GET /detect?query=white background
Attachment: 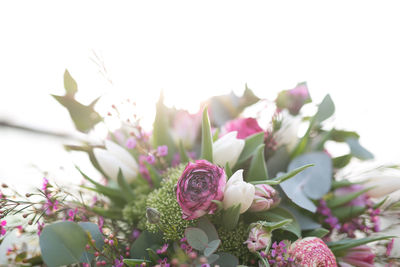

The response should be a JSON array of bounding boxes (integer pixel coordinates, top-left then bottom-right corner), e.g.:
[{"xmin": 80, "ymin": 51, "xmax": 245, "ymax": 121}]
[{"xmin": 1, "ymin": 1, "xmax": 400, "ymax": 189}]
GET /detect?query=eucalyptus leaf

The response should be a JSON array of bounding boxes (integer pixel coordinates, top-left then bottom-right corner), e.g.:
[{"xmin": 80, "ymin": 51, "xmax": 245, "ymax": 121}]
[
  {"xmin": 262, "ymin": 207, "xmax": 301, "ymax": 238},
  {"xmin": 280, "ymin": 152, "xmax": 332, "ymax": 212},
  {"xmin": 282, "ymin": 204, "xmax": 321, "ymax": 230},
  {"xmin": 130, "ymin": 231, "xmax": 163, "ymax": 259},
  {"xmin": 39, "ymin": 221, "xmax": 88, "ymax": 267},
  {"xmin": 197, "ymin": 218, "xmax": 219, "ymax": 242},
  {"xmin": 204, "ymin": 239, "xmax": 221, "ymax": 257},
  {"xmin": 314, "ymin": 94, "xmax": 335, "ymax": 124},
  {"xmin": 78, "ymin": 222, "xmax": 104, "ymax": 263},
  {"xmin": 185, "ymin": 227, "xmax": 209, "ymax": 251},
  {"xmin": 200, "ymin": 108, "xmax": 213, "ymax": 162},
  {"xmin": 346, "ymin": 137, "xmax": 374, "ymax": 160},
  {"xmin": 213, "ymin": 252, "xmax": 239, "ymax": 267}
]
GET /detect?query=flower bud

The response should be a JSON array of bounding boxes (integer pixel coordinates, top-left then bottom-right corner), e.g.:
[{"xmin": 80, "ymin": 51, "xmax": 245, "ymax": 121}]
[
  {"xmin": 244, "ymin": 224, "xmax": 271, "ymax": 252},
  {"xmin": 340, "ymin": 245, "xmax": 375, "ymax": 267},
  {"xmin": 93, "ymin": 140, "xmax": 139, "ymax": 182},
  {"xmin": 223, "ymin": 118, "xmax": 264, "ymax": 139},
  {"xmin": 223, "ymin": 170, "xmax": 255, "ymax": 214},
  {"xmin": 249, "ymin": 184, "xmax": 280, "ymax": 212},
  {"xmin": 213, "ymin": 131, "xmax": 245, "ymax": 168},
  {"xmin": 146, "ymin": 207, "xmax": 161, "ymax": 224}
]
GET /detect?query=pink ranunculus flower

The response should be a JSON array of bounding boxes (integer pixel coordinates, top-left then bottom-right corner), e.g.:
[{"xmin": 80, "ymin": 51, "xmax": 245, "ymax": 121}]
[
  {"xmin": 249, "ymin": 184, "xmax": 280, "ymax": 212},
  {"xmin": 243, "ymin": 224, "xmax": 271, "ymax": 252},
  {"xmin": 341, "ymin": 245, "xmax": 375, "ymax": 267},
  {"xmin": 289, "ymin": 237, "xmax": 337, "ymax": 267},
  {"xmin": 223, "ymin": 117, "xmax": 264, "ymax": 139},
  {"xmin": 176, "ymin": 160, "xmax": 226, "ymax": 220}
]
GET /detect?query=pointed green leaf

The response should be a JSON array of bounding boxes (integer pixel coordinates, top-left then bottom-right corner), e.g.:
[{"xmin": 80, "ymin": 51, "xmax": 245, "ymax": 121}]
[
  {"xmin": 327, "ymin": 187, "xmax": 373, "ymax": 208},
  {"xmin": 328, "ymin": 236, "xmax": 395, "ymax": 253},
  {"xmin": 117, "ymin": 170, "xmax": 135, "ymax": 202},
  {"xmin": 123, "ymin": 259, "xmax": 151, "ymax": 266},
  {"xmin": 225, "ymin": 162, "xmax": 233, "ymax": 178},
  {"xmin": 200, "ymin": 107, "xmax": 213, "ymax": 162},
  {"xmin": 261, "ymin": 207, "xmax": 301, "ymax": 238},
  {"xmin": 39, "ymin": 221, "xmax": 88, "ymax": 267},
  {"xmin": 314, "ymin": 94, "xmax": 335, "ymax": 124},
  {"xmin": 144, "ymin": 162, "xmax": 162, "ymax": 188},
  {"xmin": 178, "ymin": 140, "xmax": 190, "ymax": 164},
  {"xmin": 152, "ymin": 92, "xmax": 175, "ymax": 162},
  {"xmin": 251, "ymin": 164, "xmax": 314, "ymax": 185},
  {"xmin": 303, "ymin": 228, "xmax": 330, "ymax": 238},
  {"xmin": 213, "ymin": 128, "xmax": 220, "ymax": 142},
  {"xmin": 91, "ymin": 207, "xmax": 122, "ymax": 220},
  {"xmin": 247, "ymin": 144, "xmax": 268, "ymax": 182},
  {"xmin": 185, "ymin": 227, "xmax": 209, "ymax": 251},
  {"xmin": 52, "ymin": 95, "xmax": 102, "ymax": 132},
  {"xmin": 333, "ymin": 154, "xmax": 352, "ymax": 169},
  {"xmin": 222, "ymin": 204, "xmax": 241, "ymax": 230},
  {"xmin": 64, "ymin": 69, "xmax": 77, "ymax": 96},
  {"xmin": 237, "ymin": 132, "xmax": 265, "ymax": 164}
]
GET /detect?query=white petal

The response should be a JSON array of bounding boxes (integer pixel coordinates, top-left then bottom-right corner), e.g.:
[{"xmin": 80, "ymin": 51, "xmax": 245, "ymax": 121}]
[
  {"xmin": 366, "ymin": 176, "xmax": 400, "ymax": 198},
  {"xmin": 226, "ymin": 169, "xmax": 244, "ymax": 187},
  {"xmin": 93, "ymin": 148, "xmax": 120, "ymax": 180},
  {"xmin": 105, "ymin": 140, "xmax": 139, "ymax": 175}
]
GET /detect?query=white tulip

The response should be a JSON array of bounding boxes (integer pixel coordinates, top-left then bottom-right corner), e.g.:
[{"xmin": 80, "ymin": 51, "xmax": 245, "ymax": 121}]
[
  {"xmin": 213, "ymin": 131, "xmax": 245, "ymax": 168},
  {"xmin": 274, "ymin": 110, "xmax": 301, "ymax": 152},
  {"xmin": 223, "ymin": 170, "xmax": 255, "ymax": 214},
  {"xmin": 364, "ymin": 175, "xmax": 400, "ymax": 198},
  {"xmin": 93, "ymin": 140, "xmax": 139, "ymax": 182}
]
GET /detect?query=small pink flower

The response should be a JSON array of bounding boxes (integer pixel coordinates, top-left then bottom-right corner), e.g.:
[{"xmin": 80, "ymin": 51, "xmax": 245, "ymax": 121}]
[
  {"xmin": 289, "ymin": 237, "xmax": 337, "ymax": 267},
  {"xmin": 223, "ymin": 118, "xmax": 264, "ymax": 139},
  {"xmin": 125, "ymin": 137, "xmax": 137, "ymax": 149},
  {"xmin": 157, "ymin": 145, "xmax": 168, "ymax": 157},
  {"xmin": 157, "ymin": 244, "xmax": 169, "ymax": 254},
  {"xmin": 176, "ymin": 160, "xmax": 226, "ymax": 220},
  {"xmin": 276, "ymin": 83, "xmax": 311, "ymax": 115},
  {"xmin": 341, "ymin": 245, "xmax": 375, "ymax": 267},
  {"xmin": 244, "ymin": 225, "xmax": 271, "ymax": 252},
  {"xmin": 249, "ymin": 184, "xmax": 280, "ymax": 212},
  {"xmin": 0, "ymin": 220, "xmax": 7, "ymax": 236}
]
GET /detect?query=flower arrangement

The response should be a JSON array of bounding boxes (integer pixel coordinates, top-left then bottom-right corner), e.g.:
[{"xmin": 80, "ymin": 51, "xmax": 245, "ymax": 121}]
[{"xmin": 1, "ymin": 71, "xmax": 399, "ymax": 267}]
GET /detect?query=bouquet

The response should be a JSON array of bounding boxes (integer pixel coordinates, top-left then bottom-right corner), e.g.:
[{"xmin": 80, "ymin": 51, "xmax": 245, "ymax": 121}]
[{"xmin": 1, "ymin": 71, "xmax": 399, "ymax": 267}]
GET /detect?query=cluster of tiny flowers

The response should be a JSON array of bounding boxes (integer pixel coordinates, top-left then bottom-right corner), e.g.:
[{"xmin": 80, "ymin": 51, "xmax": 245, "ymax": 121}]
[
  {"xmin": 138, "ymin": 145, "xmax": 169, "ymax": 183},
  {"xmin": 37, "ymin": 221, "xmax": 45, "ymax": 236},
  {"xmin": 339, "ymin": 202, "xmax": 380, "ymax": 237},
  {"xmin": 266, "ymin": 241, "xmax": 294, "ymax": 266},
  {"xmin": 42, "ymin": 178, "xmax": 59, "ymax": 215},
  {"xmin": 318, "ymin": 200, "xmax": 341, "ymax": 231},
  {"xmin": 0, "ymin": 220, "xmax": 7, "ymax": 236}
]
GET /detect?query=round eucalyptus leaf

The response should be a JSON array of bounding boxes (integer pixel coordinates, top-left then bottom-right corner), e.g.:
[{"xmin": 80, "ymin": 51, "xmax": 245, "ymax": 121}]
[{"xmin": 39, "ymin": 221, "xmax": 88, "ymax": 267}]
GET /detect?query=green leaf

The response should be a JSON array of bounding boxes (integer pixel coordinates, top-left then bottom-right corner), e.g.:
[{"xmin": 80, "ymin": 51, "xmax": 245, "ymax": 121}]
[
  {"xmin": 346, "ymin": 137, "xmax": 374, "ymax": 160},
  {"xmin": 314, "ymin": 94, "xmax": 335, "ymax": 124},
  {"xmin": 91, "ymin": 207, "xmax": 122, "ymax": 220},
  {"xmin": 200, "ymin": 107, "xmax": 213, "ymax": 162},
  {"xmin": 211, "ymin": 200, "xmax": 224, "ymax": 213},
  {"xmin": 262, "ymin": 207, "xmax": 301, "ymax": 238},
  {"xmin": 64, "ymin": 69, "xmax": 78, "ymax": 96},
  {"xmin": 331, "ymin": 179, "xmax": 360, "ymax": 190},
  {"xmin": 178, "ymin": 140, "xmax": 190, "ymax": 164},
  {"xmin": 213, "ymin": 128, "xmax": 220, "ymax": 142},
  {"xmin": 222, "ymin": 204, "xmax": 241, "ymax": 230},
  {"xmin": 225, "ymin": 162, "xmax": 233, "ymax": 178},
  {"xmin": 327, "ymin": 187, "xmax": 373, "ymax": 208},
  {"xmin": 332, "ymin": 154, "xmax": 352, "ymax": 169},
  {"xmin": 204, "ymin": 239, "xmax": 221, "ymax": 257},
  {"xmin": 197, "ymin": 217, "xmax": 219, "ymax": 242},
  {"xmin": 251, "ymin": 164, "xmax": 314, "ymax": 185},
  {"xmin": 152, "ymin": 92, "xmax": 175, "ymax": 163},
  {"xmin": 303, "ymin": 228, "xmax": 330, "ymax": 238},
  {"xmin": 144, "ymin": 162, "xmax": 162, "ymax": 188},
  {"xmin": 78, "ymin": 222, "xmax": 104, "ymax": 263},
  {"xmin": 330, "ymin": 129, "xmax": 359, "ymax": 142},
  {"xmin": 52, "ymin": 95, "xmax": 102, "ymax": 133},
  {"xmin": 39, "ymin": 221, "xmax": 88, "ymax": 267},
  {"xmin": 266, "ymin": 146, "xmax": 290, "ymax": 178},
  {"xmin": 247, "ymin": 144, "xmax": 268, "ymax": 182},
  {"xmin": 214, "ymin": 252, "xmax": 239, "ymax": 267},
  {"xmin": 328, "ymin": 236, "xmax": 395, "ymax": 254},
  {"xmin": 130, "ymin": 231, "xmax": 163, "ymax": 259},
  {"xmin": 123, "ymin": 259, "xmax": 151, "ymax": 266},
  {"xmin": 280, "ymin": 152, "xmax": 332, "ymax": 212},
  {"xmin": 185, "ymin": 227, "xmax": 209, "ymax": 251},
  {"xmin": 332, "ymin": 205, "xmax": 366, "ymax": 221},
  {"xmin": 237, "ymin": 132, "xmax": 265, "ymax": 164},
  {"xmin": 146, "ymin": 248, "xmax": 160, "ymax": 262},
  {"xmin": 76, "ymin": 167, "xmax": 126, "ymax": 204},
  {"xmin": 117, "ymin": 170, "xmax": 135, "ymax": 202}
]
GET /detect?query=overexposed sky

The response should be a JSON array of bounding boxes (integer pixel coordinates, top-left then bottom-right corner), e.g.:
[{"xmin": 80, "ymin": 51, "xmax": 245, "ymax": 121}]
[{"xmin": 1, "ymin": 1, "xmax": 400, "ymax": 188}]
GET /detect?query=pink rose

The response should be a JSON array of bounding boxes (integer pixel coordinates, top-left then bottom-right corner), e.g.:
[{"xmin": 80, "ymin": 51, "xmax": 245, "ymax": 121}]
[
  {"xmin": 223, "ymin": 118, "xmax": 263, "ymax": 139},
  {"xmin": 176, "ymin": 160, "xmax": 226, "ymax": 220}
]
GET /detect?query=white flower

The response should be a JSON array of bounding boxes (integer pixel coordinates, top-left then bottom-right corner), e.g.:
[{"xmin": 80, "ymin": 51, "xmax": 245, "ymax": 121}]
[
  {"xmin": 93, "ymin": 140, "xmax": 139, "ymax": 182},
  {"xmin": 274, "ymin": 110, "xmax": 301, "ymax": 152},
  {"xmin": 213, "ymin": 131, "xmax": 245, "ymax": 168},
  {"xmin": 223, "ymin": 170, "xmax": 255, "ymax": 214},
  {"xmin": 364, "ymin": 175, "xmax": 400, "ymax": 198}
]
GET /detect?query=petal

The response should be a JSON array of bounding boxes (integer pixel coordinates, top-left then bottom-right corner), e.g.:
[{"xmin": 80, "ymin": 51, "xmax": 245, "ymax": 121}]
[{"xmin": 105, "ymin": 140, "xmax": 139, "ymax": 174}]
